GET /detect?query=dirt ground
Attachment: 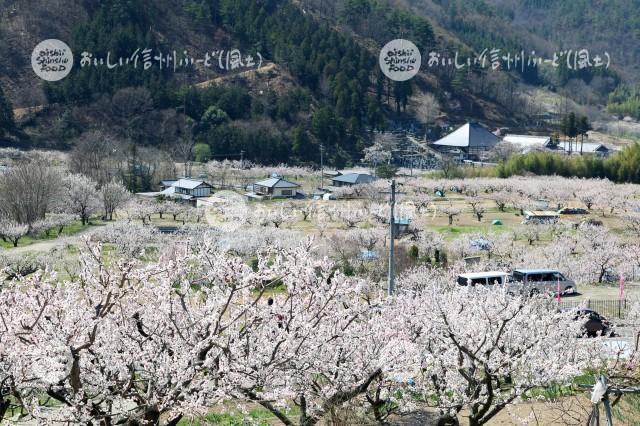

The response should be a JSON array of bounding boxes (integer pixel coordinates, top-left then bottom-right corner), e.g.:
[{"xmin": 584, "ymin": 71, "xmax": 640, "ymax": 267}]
[
  {"xmin": 483, "ymin": 396, "xmax": 621, "ymax": 426},
  {"xmin": 389, "ymin": 394, "xmax": 636, "ymax": 425}
]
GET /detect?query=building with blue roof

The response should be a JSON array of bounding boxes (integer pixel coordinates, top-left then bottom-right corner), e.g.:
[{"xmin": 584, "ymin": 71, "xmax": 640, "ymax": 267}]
[{"xmin": 330, "ymin": 172, "xmax": 376, "ymax": 187}]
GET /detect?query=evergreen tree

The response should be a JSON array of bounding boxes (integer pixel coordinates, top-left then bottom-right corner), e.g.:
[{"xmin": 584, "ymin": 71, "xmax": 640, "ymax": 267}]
[
  {"xmin": 194, "ymin": 143, "xmax": 212, "ymax": 162},
  {"xmin": 576, "ymin": 115, "xmax": 591, "ymax": 154},
  {"xmin": 393, "ymin": 81, "xmax": 412, "ymax": 113},
  {"xmin": 201, "ymin": 105, "xmax": 229, "ymax": 129},
  {"xmin": 43, "ymin": 0, "xmax": 167, "ymax": 103},
  {"xmin": 311, "ymin": 106, "xmax": 337, "ymax": 144},
  {"xmin": 366, "ymin": 98, "xmax": 385, "ymax": 132},
  {"xmin": 0, "ymin": 84, "xmax": 15, "ymax": 138},
  {"xmin": 292, "ymin": 126, "xmax": 314, "ymax": 160},
  {"xmin": 560, "ymin": 112, "xmax": 578, "ymax": 153}
]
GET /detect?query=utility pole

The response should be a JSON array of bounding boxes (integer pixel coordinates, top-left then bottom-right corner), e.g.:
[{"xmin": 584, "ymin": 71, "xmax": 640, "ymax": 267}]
[
  {"xmin": 320, "ymin": 143, "xmax": 324, "ymax": 190},
  {"xmin": 585, "ymin": 376, "xmax": 613, "ymax": 426},
  {"xmin": 408, "ymin": 152, "xmax": 414, "ymax": 177},
  {"xmin": 388, "ymin": 179, "xmax": 396, "ymax": 296}
]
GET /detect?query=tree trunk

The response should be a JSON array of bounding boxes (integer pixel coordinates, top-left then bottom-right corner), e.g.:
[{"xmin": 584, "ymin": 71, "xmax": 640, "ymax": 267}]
[
  {"xmin": 143, "ymin": 407, "xmax": 161, "ymax": 425},
  {"xmin": 166, "ymin": 414, "xmax": 183, "ymax": 426},
  {"xmin": 300, "ymin": 394, "xmax": 314, "ymax": 426},
  {"xmin": 436, "ymin": 414, "xmax": 460, "ymax": 426},
  {"xmin": 599, "ymin": 268, "xmax": 606, "ymax": 283},
  {"xmin": 241, "ymin": 388, "xmax": 295, "ymax": 426},
  {"xmin": 0, "ymin": 397, "xmax": 9, "ymax": 422}
]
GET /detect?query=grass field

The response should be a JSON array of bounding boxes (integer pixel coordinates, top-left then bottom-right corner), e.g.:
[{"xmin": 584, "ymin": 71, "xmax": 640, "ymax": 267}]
[{"xmin": 0, "ymin": 220, "xmax": 105, "ymax": 249}]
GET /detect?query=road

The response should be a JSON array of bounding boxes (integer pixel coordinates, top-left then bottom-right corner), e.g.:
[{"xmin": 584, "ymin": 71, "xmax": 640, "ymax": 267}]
[
  {"xmin": 195, "ymin": 63, "xmax": 277, "ymax": 88},
  {"xmin": 5, "ymin": 226, "xmax": 98, "ymax": 254}
]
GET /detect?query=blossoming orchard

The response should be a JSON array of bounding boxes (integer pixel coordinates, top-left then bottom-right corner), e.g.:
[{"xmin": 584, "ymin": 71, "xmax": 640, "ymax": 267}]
[{"xmin": 2, "ymin": 153, "xmax": 640, "ymax": 424}]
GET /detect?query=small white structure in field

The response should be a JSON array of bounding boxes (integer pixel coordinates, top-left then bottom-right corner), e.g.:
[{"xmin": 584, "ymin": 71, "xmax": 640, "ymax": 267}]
[
  {"xmin": 502, "ymin": 134, "xmax": 552, "ymax": 153},
  {"xmin": 523, "ymin": 210, "xmax": 559, "ymax": 224},
  {"xmin": 560, "ymin": 142, "xmax": 610, "ymax": 156}
]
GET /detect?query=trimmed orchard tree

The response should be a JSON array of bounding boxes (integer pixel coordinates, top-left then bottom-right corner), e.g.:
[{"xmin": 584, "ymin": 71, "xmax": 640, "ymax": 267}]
[
  {"xmin": 441, "ymin": 205, "xmax": 461, "ymax": 226},
  {"xmin": 0, "ymin": 236, "xmax": 397, "ymax": 425},
  {"xmin": 0, "ymin": 240, "xmax": 230, "ymax": 424},
  {"xmin": 62, "ymin": 174, "xmax": 101, "ymax": 225},
  {"xmin": 468, "ymin": 197, "xmax": 486, "ymax": 222},
  {"xmin": 576, "ymin": 224, "xmax": 624, "ymax": 283},
  {"xmin": 389, "ymin": 282, "xmax": 597, "ymax": 426},
  {"xmin": 100, "ymin": 180, "xmax": 131, "ymax": 220},
  {"xmin": 0, "ymin": 220, "xmax": 28, "ymax": 247},
  {"xmin": 222, "ymin": 242, "xmax": 394, "ymax": 426}
]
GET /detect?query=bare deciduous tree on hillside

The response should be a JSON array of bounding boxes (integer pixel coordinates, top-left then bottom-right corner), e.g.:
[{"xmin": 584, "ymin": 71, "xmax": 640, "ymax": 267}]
[
  {"xmin": 411, "ymin": 92, "xmax": 441, "ymax": 139},
  {"xmin": 111, "ymin": 87, "xmax": 154, "ymax": 141},
  {"xmin": 0, "ymin": 155, "xmax": 61, "ymax": 229},
  {"xmin": 101, "ymin": 181, "xmax": 131, "ymax": 221},
  {"xmin": 69, "ymin": 130, "xmax": 125, "ymax": 186},
  {"xmin": 171, "ymin": 117, "xmax": 197, "ymax": 178}
]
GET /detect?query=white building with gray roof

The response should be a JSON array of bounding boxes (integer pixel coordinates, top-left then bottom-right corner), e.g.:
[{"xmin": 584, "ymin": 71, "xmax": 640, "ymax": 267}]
[{"xmin": 250, "ymin": 177, "xmax": 301, "ymax": 199}]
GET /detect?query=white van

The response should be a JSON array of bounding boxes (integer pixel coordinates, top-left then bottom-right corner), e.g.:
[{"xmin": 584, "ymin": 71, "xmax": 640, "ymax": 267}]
[{"xmin": 456, "ymin": 271, "xmax": 510, "ymax": 287}]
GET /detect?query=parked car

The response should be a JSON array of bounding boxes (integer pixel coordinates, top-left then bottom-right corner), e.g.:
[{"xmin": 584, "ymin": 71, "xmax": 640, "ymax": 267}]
[
  {"xmin": 511, "ymin": 269, "xmax": 577, "ymax": 296},
  {"xmin": 580, "ymin": 218, "xmax": 603, "ymax": 227},
  {"xmin": 571, "ymin": 309, "xmax": 615, "ymax": 337},
  {"xmin": 558, "ymin": 207, "xmax": 588, "ymax": 215},
  {"xmin": 469, "ymin": 238, "xmax": 492, "ymax": 251},
  {"xmin": 600, "ymin": 268, "xmax": 620, "ymax": 283},
  {"xmin": 456, "ymin": 271, "xmax": 510, "ymax": 287},
  {"xmin": 522, "ymin": 210, "xmax": 559, "ymax": 224}
]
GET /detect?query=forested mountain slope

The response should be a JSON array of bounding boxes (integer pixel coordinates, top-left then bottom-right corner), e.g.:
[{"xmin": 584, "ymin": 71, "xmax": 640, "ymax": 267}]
[
  {"xmin": 0, "ymin": 0, "xmax": 636, "ymax": 164},
  {"xmin": 395, "ymin": 0, "xmax": 638, "ymax": 117}
]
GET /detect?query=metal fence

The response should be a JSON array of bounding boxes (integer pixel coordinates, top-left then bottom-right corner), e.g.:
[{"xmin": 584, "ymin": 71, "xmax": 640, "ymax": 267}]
[{"xmin": 558, "ymin": 299, "xmax": 629, "ymax": 319}]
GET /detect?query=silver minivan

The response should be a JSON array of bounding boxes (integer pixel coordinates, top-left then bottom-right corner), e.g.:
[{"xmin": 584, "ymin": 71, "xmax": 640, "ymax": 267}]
[{"xmin": 511, "ymin": 269, "xmax": 577, "ymax": 296}]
